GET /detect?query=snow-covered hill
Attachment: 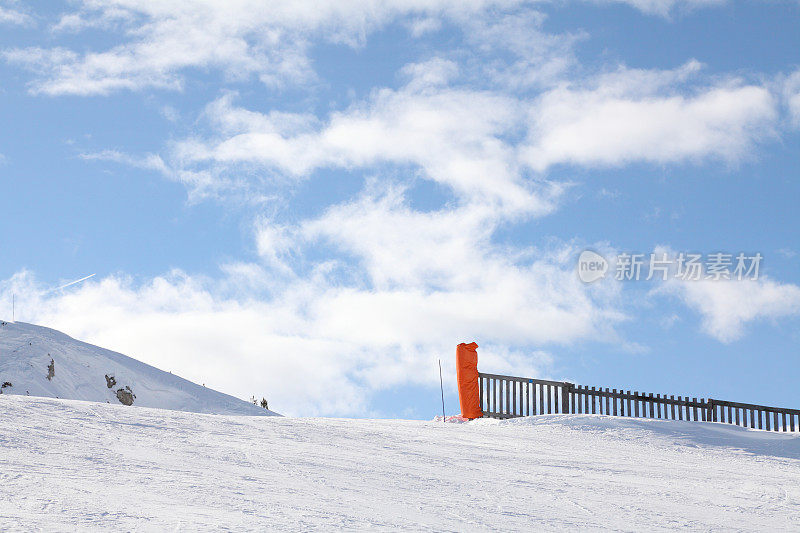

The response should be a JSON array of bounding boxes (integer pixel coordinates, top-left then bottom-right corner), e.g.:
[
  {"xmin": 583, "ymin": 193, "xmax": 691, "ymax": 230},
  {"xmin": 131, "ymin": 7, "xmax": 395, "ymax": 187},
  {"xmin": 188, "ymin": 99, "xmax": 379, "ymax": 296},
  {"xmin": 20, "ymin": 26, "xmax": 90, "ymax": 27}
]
[
  {"xmin": 1, "ymin": 395, "xmax": 799, "ymax": 531},
  {"xmin": 0, "ymin": 321, "xmax": 277, "ymax": 416}
]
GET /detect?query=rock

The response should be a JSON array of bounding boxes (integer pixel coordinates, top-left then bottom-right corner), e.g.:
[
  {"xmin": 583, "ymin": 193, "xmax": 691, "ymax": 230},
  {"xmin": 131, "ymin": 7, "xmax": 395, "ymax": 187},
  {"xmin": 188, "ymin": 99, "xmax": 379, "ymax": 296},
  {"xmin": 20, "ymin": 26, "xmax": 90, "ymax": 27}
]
[
  {"xmin": 105, "ymin": 374, "xmax": 116, "ymax": 388},
  {"xmin": 46, "ymin": 358, "xmax": 55, "ymax": 381},
  {"xmin": 115, "ymin": 386, "xmax": 136, "ymax": 406}
]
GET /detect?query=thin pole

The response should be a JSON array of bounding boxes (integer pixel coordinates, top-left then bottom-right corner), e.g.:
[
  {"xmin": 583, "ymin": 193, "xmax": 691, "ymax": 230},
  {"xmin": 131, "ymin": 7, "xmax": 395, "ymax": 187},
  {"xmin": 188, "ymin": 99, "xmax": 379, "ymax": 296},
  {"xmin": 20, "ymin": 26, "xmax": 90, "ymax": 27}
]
[
  {"xmin": 438, "ymin": 359, "xmax": 446, "ymax": 422},
  {"xmin": 12, "ymin": 294, "xmax": 14, "ymax": 322}
]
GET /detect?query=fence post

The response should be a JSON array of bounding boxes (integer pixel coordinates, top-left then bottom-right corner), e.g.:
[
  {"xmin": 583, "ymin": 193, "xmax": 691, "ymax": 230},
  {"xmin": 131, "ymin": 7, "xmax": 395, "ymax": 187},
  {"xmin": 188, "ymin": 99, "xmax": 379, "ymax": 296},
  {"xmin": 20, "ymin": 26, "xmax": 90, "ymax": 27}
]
[
  {"xmin": 708, "ymin": 399, "xmax": 716, "ymax": 422},
  {"xmin": 562, "ymin": 382, "xmax": 573, "ymax": 414}
]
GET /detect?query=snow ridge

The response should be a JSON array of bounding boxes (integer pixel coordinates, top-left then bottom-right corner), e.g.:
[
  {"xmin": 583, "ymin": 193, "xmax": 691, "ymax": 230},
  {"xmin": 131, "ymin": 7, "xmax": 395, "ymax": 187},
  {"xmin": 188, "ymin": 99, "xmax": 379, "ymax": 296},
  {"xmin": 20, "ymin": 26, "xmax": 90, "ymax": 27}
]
[{"xmin": 0, "ymin": 321, "xmax": 277, "ymax": 416}]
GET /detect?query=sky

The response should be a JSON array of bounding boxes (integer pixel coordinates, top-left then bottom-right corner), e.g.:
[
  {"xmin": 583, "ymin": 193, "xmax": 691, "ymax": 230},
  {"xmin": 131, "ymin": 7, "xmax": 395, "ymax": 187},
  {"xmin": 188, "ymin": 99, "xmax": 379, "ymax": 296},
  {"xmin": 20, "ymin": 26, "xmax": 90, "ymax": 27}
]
[{"xmin": 0, "ymin": 0, "xmax": 798, "ymax": 418}]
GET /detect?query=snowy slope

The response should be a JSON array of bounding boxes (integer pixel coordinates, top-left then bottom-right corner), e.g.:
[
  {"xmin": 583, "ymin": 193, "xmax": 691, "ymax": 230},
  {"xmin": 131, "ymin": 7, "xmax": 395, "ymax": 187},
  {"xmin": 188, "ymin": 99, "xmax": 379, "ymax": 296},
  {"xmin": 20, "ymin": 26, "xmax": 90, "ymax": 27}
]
[
  {"xmin": 0, "ymin": 321, "xmax": 277, "ymax": 416},
  {"xmin": 1, "ymin": 395, "xmax": 799, "ymax": 531}
]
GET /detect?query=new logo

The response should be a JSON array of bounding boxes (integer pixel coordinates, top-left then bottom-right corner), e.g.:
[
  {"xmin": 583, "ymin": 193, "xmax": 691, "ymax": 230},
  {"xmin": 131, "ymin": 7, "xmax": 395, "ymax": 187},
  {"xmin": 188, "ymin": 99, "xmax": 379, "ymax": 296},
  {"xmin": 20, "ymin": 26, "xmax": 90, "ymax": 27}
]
[{"xmin": 577, "ymin": 250, "xmax": 608, "ymax": 283}]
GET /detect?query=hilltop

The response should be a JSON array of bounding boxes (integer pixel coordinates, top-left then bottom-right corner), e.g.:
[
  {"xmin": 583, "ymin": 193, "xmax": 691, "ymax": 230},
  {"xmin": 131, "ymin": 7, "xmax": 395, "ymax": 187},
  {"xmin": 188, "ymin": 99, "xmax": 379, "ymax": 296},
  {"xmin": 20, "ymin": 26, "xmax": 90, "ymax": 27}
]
[{"xmin": 0, "ymin": 321, "xmax": 276, "ymax": 416}]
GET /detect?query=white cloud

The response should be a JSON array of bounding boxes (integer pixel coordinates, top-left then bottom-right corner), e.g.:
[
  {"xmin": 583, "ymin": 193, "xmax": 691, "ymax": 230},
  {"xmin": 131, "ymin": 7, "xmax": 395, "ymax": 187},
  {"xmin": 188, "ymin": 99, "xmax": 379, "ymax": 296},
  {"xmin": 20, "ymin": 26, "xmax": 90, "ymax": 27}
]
[
  {"xmin": 591, "ymin": 0, "xmax": 725, "ymax": 17},
  {"xmin": 454, "ymin": 8, "xmax": 583, "ymax": 91},
  {"xmin": 4, "ymin": 0, "xmax": 526, "ymax": 95},
  {"xmin": 80, "ymin": 148, "xmax": 274, "ymax": 204},
  {"xmin": 522, "ymin": 63, "xmax": 778, "ymax": 170},
  {"xmin": 156, "ymin": 60, "xmax": 781, "ymax": 210},
  {"xmin": 0, "ymin": 3, "xmax": 32, "ymax": 26},
  {"xmin": 3, "ymin": 0, "xmax": 730, "ymax": 96},
  {"xmin": 659, "ymin": 278, "xmax": 800, "ymax": 343},
  {"xmin": 171, "ymin": 73, "xmax": 560, "ymax": 214},
  {"xmin": 406, "ymin": 16, "xmax": 442, "ymax": 38},
  {"xmin": 783, "ymin": 69, "xmax": 800, "ymax": 127}
]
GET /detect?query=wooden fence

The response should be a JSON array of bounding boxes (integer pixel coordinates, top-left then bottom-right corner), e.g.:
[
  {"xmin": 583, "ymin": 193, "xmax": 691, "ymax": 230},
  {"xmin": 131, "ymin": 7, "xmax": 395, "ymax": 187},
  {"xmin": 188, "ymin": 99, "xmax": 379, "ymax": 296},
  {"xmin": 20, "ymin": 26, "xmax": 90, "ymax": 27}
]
[{"xmin": 478, "ymin": 372, "xmax": 800, "ymax": 432}]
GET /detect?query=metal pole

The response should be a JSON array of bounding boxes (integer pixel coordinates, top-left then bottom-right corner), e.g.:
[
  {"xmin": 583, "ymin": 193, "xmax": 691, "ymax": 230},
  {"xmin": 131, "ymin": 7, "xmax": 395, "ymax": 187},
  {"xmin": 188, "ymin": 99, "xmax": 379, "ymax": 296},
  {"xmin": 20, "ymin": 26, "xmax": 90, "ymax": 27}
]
[{"xmin": 438, "ymin": 359, "xmax": 446, "ymax": 422}]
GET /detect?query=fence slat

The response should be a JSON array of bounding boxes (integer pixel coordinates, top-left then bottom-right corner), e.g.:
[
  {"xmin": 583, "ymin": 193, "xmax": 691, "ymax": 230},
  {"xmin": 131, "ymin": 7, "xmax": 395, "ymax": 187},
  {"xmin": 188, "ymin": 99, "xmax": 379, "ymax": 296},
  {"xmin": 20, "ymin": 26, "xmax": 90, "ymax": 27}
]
[
  {"xmin": 497, "ymin": 379, "xmax": 501, "ymax": 415},
  {"xmin": 492, "ymin": 379, "xmax": 500, "ymax": 413},
  {"xmin": 524, "ymin": 381, "xmax": 529, "ymax": 416},
  {"xmin": 554, "ymin": 384, "xmax": 559, "ymax": 414},
  {"xmin": 511, "ymin": 381, "xmax": 516, "ymax": 416},
  {"xmin": 494, "ymin": 378, "xmax": 499, "ymax": 415},
  {"xmin": 499, "ymin": 379, "xmax": 504, "ymax": 416},
  {"xmin": 495, "ymin": 379, "xmax": 503, "ymax": 414},
  {"xmin": 626, "ymin": 391, "xmax": 632, "ymax": 418},
  {"xmin": 506, "ymin": 379, "xmax": 511, "ymax": 416},
  {"xmin": 600, "ymin": 387, "xmax": 605, "ymax": 415},
  {"xmin": 485, "ymin": 378, "xmax": 489, "ymax": 413},
  {"xmin": 500, "ymin": 379, "xmax": 504, "ymax": 416},
  {"xmin": 540, "ymin": 383, "xmax": 545, "ymax": 415},
  {"xmin": 486, "ymin": 377, "xmax": 490, "ymax": 414},
  {"xmin": 506, "ymin": 380, "xmax": 511, "ymax": 417},
  {"xmin": 483, "ymin": 376, "xmax": 488, "ymax": 413},
  {"xmin": 478, "ymin": 376, "xmax": 482, "ymax": 413},
  {"xmin": 505, "ymin": 379, "xmax": 509, "ymax": 416},
  {"xmin": 595, "ymin": 387, "xmax": 600, "ymax": 415},
  {"xmin": 490, "ymin": 378, "xmax": 494, "ymax": 414},
  {"xmin": 494, "ymin": 378, "xmax": 498, "ymax": 415},
  {"xmin": 502, "ymin": 379, "xmax": 507, "ymax": 416},
  {"xmin": 586, "ymin": 386, "xmax": 595, "ymax": 415},
  {"xmin": 584, "ymin": 387, "xmax": 589, "ymax": 414},
  {"xmin": 544, "ymin": 385, "xmax": 549, "ymax": 414},
  {"xmin": 510, "ymin": 380, "xmax": 515, "ymax": 416},
  {"xmin": 495, "ymin": 378, "xmax": 500, "ymax": 415}
]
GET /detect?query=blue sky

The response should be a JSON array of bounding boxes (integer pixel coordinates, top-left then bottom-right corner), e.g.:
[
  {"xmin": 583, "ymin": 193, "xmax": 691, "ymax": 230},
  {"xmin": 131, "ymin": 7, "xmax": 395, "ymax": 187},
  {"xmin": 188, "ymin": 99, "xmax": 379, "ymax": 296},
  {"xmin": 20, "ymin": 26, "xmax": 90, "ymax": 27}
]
[{"xmin": 1, "ymin": 0, "xmax": 798, "ymax": 417}]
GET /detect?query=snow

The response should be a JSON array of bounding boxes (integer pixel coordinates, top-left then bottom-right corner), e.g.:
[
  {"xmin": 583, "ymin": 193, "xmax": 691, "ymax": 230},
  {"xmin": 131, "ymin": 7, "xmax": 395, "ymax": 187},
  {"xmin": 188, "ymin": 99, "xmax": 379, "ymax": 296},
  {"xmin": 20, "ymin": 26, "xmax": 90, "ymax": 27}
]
[
  {"xmin": 1, "ymin": 395, "xmax": 799, "ymax": 531},
  {"xmin": 0, "ymin": 321, "xmax": 277, "ymax": 416}
]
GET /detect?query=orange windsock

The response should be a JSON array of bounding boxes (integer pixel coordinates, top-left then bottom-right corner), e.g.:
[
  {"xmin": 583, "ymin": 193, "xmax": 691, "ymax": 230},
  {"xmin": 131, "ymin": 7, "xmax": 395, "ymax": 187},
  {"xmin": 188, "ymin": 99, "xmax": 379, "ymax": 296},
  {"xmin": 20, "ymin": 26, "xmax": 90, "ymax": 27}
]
[{"xmin": 456, "ymin": 342, "xmax": 483, "ymax": 419}]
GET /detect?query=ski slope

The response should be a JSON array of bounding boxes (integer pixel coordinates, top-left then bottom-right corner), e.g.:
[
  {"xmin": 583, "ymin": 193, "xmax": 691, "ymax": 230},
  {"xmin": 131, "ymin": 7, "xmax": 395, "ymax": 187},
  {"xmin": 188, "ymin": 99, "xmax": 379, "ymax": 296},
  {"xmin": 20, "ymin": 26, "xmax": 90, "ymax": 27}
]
[
  {"xmin": 0, "ymin": 321, "xmax": 276, "ymax": 416},
  {"xmin": 1, "ymin": 395, "xmax": 799, "ymax": 531}
]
